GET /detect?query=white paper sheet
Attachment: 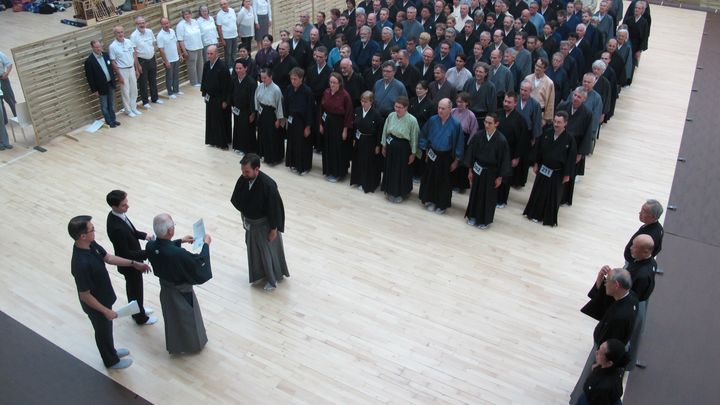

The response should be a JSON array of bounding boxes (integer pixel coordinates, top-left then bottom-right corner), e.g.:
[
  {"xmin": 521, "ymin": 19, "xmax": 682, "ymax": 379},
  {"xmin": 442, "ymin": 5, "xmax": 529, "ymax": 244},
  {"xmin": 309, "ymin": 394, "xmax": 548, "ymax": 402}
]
[
  {"xmin": 192, "ymin": 219, "xmax": 205, "ymax": 250},
  {"xmin": 116, "ymin": 300, "xmax": 140, "ymax": 317}
]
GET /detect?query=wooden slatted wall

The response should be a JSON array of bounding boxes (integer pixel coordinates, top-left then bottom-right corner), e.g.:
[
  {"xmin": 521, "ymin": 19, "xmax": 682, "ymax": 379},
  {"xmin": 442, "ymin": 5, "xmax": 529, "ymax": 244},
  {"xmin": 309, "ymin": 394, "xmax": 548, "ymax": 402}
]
[
  {"xmin": 11, "ymin": 0, "xmax": 345, "ymax": 146},
  {"xmin": 12, "ymin": 4, "xmax": 164, "ymax": 145}
]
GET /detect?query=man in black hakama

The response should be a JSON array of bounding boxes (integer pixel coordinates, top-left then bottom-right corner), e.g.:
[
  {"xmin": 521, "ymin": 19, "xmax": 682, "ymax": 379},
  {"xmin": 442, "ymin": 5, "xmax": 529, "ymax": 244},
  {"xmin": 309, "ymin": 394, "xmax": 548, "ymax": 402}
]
[
  {"xmin": 557, "ymin": 89, "xmax": 593, "ymax": 206},
  {"xmin": 418, "ymin": 98, "xmax": 464, "ymax": 214},
  {"xmin": 284, "ymin": 69, "xmax": 315, "ymax": 174},
  {"xmin": 496, "ymin": 92, "xmax": 528, "ymax": 207},
  {"xmin": 201, "ymin": 45, "xmax": 231, "ymax": 149},
  {"xmin": 146, "ymin": 214, "xmax": 212, "ymax": 355},
  {"xmin": 463, "ymin": 113, "xmax": 511, "ymax": 229},
  {"xmin": 523, "ymin": 111, "xmax": 577, "ymax": 226},
  {"xmin": 230, "ymin": 59, "xmax": 258, "ymax": 154},
  {"xmin": 350, "ymin": 93, "xmax": 384, "ymax": 193},
  {"xmin": 231, "ymin": 154, "xmax": 290, "ymax": 291},
  {"xmin": 570, "ymin": 267, "xmax": 638, "ymax": 404}
]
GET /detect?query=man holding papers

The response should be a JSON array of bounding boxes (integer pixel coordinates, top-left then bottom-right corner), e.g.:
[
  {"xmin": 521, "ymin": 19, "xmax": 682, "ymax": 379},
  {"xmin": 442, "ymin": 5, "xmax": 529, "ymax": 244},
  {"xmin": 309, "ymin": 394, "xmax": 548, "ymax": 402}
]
[
  {"xmin": 68, "ymin": 215, "xmax": 150, "ymax": 369},
  {"xmin": 146, "ymin": 213, "xmax": 212, "ymax": 354}
]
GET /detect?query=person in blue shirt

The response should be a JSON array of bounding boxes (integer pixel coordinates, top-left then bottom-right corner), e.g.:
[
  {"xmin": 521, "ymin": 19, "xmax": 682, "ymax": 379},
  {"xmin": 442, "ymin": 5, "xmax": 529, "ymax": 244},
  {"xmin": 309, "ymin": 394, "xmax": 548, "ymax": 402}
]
[{"xmin": 418, "ymin": 98, "xmax": 465, "ymax": 214}]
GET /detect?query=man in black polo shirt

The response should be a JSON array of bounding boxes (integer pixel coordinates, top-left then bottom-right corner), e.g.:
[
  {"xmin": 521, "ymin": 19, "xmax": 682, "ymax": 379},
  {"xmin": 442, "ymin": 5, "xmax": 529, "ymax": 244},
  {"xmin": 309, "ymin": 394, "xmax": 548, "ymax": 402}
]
[{"xmin": 68, "ymin": 215, "xmax": 150, "ymax": 369}]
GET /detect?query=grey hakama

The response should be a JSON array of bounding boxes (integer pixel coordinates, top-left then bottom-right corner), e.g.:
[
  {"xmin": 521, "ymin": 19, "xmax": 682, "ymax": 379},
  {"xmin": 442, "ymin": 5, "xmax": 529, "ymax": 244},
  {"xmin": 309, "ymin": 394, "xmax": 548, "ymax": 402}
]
[
  {"xmin": 244, "ymin": 216, "xmax": 289, "ymax": 287},
  {"xmin": 159, "ymin": 279, "xmax": 208, "ymax": 354}
]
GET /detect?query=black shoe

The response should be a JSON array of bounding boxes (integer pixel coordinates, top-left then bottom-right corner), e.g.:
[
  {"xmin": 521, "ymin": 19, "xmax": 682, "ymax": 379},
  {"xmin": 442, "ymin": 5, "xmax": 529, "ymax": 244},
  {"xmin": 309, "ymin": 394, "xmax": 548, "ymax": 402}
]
[{"xmin": 113, "ymin": 121, "xmax": 121, "ymax": 126}]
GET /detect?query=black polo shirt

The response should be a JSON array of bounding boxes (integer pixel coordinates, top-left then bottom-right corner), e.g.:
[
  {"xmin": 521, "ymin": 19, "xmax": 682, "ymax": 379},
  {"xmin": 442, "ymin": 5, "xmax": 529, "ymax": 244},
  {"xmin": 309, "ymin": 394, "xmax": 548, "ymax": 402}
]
[{"xmin": 71, "ymin": 241, "xmax": 117, "ymax": 314}]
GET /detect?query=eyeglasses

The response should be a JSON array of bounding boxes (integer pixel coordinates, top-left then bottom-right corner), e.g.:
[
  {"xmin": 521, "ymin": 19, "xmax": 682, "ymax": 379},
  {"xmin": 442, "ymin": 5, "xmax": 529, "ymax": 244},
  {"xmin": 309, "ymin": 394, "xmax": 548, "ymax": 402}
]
[{"xmin": 83, "ymin": 227, "xmax": 96, "ymax": 234}]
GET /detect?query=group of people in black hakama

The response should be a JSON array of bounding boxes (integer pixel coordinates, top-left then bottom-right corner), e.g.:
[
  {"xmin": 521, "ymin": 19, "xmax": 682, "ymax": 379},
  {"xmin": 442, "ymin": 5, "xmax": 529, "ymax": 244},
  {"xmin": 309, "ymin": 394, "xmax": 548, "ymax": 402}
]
[{"xmin": 193, "ymin": 0, "xmax": 652, "ymax": 231}]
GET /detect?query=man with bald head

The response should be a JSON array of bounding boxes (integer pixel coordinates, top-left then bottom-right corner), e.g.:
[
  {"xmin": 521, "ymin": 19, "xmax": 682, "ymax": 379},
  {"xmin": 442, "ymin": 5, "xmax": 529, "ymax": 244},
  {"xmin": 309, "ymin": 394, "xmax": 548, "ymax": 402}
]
[
  {"xmin": 572, "ymin": 267, "xmax": 638, "ymax": 403},
  {"xmin": 339, "ymin": 58, "xmax": 365, "ymax": 107},
  {"xmin": 418, "ymin": 98, "xmax": 465, "ymax": 214},
  {"xmin": 201, "ymin": 44, "xmax": 231, "ymax": 149},
  {"xmin": 624, "ymin": 233, "xmax": 657, "ymax": 369}
]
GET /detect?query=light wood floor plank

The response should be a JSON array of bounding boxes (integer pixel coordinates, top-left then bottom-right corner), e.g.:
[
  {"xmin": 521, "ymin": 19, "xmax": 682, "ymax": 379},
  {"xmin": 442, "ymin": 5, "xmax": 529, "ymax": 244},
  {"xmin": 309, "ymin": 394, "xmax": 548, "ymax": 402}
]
[{"xmin": 0, "ymin": 4, "xmax": 706, "ymax": 404}]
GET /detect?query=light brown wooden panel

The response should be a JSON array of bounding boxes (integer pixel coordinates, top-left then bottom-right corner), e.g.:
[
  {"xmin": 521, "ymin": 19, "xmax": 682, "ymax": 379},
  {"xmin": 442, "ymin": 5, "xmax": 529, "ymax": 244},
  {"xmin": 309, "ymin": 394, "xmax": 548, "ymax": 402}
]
[{"xmin": 11, "ymin": 4, "xmax": 165, "ymax": 146}]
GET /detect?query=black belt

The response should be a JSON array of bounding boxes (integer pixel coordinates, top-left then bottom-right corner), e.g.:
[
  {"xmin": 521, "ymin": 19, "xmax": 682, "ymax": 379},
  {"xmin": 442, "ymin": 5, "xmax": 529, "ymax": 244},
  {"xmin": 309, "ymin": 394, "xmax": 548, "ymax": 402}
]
[{"xmin": 260, "ymin": 104, "xmax": 276, "ymax": 112}]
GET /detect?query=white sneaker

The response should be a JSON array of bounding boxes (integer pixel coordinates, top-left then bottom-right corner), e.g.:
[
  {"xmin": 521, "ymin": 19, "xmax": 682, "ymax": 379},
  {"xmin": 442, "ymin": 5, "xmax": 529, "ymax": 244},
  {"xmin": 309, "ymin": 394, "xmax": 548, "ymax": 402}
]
[
  {"xmin": 169, "ymin": 94, "xmax": 177, "ymax": 99},
  {"xmin": 177, "ymin": 91, "xmax": 184, "ymax": 95},
  {"xmin": 192, "ymin": 84, "xmax": 201, "ymax": 87},
  {"xmin": 132, "ymin": 109, "xmax": 143, "ymax": 116},
  {"xmin": 144, "ymin": 307, "xmax": 154, "ymax": 315},
  {"xmin": 263, "ymin": 282, "xmax": 276, "ymax": 291},
  {"xmin": 126, "ymin": 111, "xmax": 137, "ymax": 117},
  {"xmin": 116, "ymin": 348, "xmax": 130, "ymax": 358},
  {"xmin": 144, "ymin": 315, "xmax": 158, "ymax": 325},
  {"xmin": 109, "ymin": 358, "xmax": 133, "ymax": 369},
  {"xmin": 142, "ymin": 103, "xmax": 151, "ymax": 109},
  {"xmin": 467, "ymin": 218, "xmax": 477, "ymax": 226},
  {"xmin": 153, "ymin": 99, "xmax": 164, "ymax": 104}
]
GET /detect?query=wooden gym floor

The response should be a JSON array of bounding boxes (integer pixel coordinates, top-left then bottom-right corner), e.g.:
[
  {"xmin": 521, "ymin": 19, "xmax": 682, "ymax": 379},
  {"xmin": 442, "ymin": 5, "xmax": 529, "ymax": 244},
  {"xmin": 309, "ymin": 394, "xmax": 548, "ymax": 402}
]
[{"xmin": 0, "ymin": 5, "xmax": 706, "ymax": 404}]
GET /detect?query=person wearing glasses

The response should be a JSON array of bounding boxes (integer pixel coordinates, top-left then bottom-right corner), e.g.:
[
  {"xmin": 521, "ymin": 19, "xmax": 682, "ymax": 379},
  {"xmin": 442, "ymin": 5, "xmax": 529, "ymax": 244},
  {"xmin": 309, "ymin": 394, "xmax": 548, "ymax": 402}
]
[{"xmin": 68, "ymin": 215, "xmax": 151, "ymax": 369}]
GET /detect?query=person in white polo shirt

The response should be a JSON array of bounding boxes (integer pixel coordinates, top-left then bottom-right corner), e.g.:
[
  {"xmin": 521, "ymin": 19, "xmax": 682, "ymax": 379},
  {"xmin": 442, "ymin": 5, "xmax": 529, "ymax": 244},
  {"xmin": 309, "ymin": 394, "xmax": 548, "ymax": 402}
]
[
  {"xmin": 197, "ymin": 5, "xmax": 219, "ymax": 62},
  {"xmin": 216, "ymin": 0, "xmax": 238, "ymax": 64},
  {"xmin": 177, "ymin": 9, "xmax": 204, "ymax": 87},
  {"xmin": 109, "ymin": 25, "xmax": 142, "ymax": 117},
  {"xmin": 131, "ymin": 16, "xmax": 163, "ymax": 109},
  {"xmin": 157, "ymin": 17, "xmax": 183, "ymax": 99}
]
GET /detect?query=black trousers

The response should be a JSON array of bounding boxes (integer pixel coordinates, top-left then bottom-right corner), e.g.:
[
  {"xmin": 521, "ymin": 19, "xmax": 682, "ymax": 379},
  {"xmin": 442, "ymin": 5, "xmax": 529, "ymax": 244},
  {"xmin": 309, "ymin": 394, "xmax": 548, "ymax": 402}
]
[
  {"xmin": 87, "ymin": 310, "xmax": 120, "ymax": 367},
  {"xmin": 137, "ymin": 57, "xmax": 158, "ymax": 104},
  {"xmin": 120, "ymin": 268, "xmax": 149, "ymax": 324}
]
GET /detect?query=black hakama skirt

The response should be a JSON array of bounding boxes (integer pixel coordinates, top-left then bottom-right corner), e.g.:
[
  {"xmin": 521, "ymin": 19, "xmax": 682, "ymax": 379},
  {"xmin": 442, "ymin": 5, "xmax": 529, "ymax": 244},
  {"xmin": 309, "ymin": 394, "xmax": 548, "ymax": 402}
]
[
  {"xmin": 322, "ymin": 113, "xmax": 351, "ymax": 178},
  {"xmin": 381, "ymin": 136, "xmax": 413, "ymax": 198},
  {"xmin": 285, "ymin": 114, "xmax": 313, "ymax": 172},
  {"xmin": 232, "ymin": 108, "xmax": 257, "ymax": 153},
  {"xmin": 205, "ymin": 97, "xmax": 231, "ymax": 148},
  {"xmin": 257, "ymin": 107, "xmax": 284, "ymax": 164},
  {"xmin": 350, "ymin": 132, "xmax": 381, "ymax": 193},
  {"xmin": 511, "ymin": 154, "xmax": 530, "ymax": 187},
  {"xmin": 244, "ymin": 216, "xmax": 290, "ymax": 287},
  {"xmin": 560, "ymin": 158, "xmax": 582, "ymax": 206},
  {"xmin": 419, "ymin": 150, "xmax": 453, "ymax": 209},
  {"xmin": 465, "ymin": 166, "xmax": 499, "ymax": 225},
  {"xmin": 523, "ymin": 169, "xmax": 564, "ymax": 226},
  {"xmin": 451, "ymin": 132, "xmax": 471, "ymax": 191}
]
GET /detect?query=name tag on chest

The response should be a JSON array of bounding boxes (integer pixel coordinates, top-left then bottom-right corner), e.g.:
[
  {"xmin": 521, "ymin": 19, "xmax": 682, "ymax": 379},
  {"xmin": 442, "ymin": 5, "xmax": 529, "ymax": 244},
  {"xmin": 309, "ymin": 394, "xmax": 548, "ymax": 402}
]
[
  {"xmin": 427, "ymin": 148, "xmax": 437, "ymax": 162},
  {"xmin": 322, "ymin": 112, "xmax": 328, "ymax": 122},
  {"xmin": 473, "ymin": 162, "xmax": 483, "ymax": 175},
  {"xmin": 539, "ymin": 164, "xmax": 554, "ymax": 178},
  {"xmin": 232, "ymin": 106, "xmax": 240, "ymax": 116},
  {"xmin": 355, "ymin": 129, "xmax": 361, "ymax": 140},
  {"xmin": 287, "ymin": 115, "xmax": 294, "ymax": 124}
]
